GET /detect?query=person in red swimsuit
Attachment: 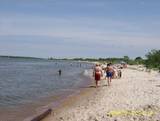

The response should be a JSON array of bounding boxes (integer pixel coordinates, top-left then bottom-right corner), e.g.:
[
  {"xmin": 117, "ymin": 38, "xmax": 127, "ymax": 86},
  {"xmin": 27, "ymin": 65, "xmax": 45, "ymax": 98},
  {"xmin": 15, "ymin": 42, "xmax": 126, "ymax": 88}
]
[{"xmin": 93, "ymin": 63, "xmax": 103, "ymax": 88}]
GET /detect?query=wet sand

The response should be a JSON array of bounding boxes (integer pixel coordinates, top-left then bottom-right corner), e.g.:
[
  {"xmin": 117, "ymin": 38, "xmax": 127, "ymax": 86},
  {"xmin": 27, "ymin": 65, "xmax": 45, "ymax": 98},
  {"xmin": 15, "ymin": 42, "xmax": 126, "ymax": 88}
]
[
  {"xmin": 42, "ymin": 68, "xmax": 160, "ymax": 121},
  {"xmin": 0, "ymin": 94, "xmax": 65, "ymax": 121}
]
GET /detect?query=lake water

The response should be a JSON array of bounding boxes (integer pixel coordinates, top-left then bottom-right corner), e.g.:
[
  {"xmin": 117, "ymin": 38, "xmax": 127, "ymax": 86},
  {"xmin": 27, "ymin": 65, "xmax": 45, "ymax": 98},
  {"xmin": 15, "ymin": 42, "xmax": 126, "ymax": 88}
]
[{"xmin": 0, "ymin": 57, "xmax": 93, "ymax": 121}]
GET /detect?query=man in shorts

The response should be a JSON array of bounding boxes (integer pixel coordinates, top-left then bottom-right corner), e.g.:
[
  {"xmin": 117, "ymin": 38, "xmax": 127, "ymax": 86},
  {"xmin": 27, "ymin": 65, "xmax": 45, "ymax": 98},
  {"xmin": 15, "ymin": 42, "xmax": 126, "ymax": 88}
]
[{"xmin": 106, "ymin": 63, "xmax": 114, "ymax": 86}]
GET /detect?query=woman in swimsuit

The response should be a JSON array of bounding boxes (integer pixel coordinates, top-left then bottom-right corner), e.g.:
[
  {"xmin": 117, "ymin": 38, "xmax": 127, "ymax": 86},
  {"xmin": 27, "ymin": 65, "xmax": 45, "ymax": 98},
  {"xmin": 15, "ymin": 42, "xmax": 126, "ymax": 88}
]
[{"xmin": 93, "ymin": 63, "xmax": 103, "ymax": 88}]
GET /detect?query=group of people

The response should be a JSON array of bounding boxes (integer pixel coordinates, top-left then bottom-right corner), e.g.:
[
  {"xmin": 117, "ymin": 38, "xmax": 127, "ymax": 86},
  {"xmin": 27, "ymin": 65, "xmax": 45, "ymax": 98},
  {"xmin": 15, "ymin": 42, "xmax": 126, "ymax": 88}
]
[{"xmin": 93, "ymin": 63, "xmax": 122, "ymax": 88}]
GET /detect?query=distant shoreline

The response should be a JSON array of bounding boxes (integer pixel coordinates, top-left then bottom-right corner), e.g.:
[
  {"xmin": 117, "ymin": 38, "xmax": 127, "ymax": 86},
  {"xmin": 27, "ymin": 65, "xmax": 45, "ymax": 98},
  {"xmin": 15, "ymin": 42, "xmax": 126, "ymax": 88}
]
[{"xmin": 0, "ymin": 55, "xmax": 45, "ymax": 60}]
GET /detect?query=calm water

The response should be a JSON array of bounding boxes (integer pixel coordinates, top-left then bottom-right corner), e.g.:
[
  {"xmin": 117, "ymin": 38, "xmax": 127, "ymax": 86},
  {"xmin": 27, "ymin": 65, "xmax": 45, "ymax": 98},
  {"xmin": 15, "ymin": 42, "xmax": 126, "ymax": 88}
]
[{"xmin": 0, "ymin": 57, "xmax": 93, "ymax": 121}]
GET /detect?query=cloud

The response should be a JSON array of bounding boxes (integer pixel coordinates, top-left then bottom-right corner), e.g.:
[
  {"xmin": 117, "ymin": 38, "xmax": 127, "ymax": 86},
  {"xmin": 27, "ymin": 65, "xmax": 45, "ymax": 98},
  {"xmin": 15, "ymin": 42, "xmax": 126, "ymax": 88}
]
[{"xmin": 0, "ymin": 0, "xmax": 160, "ymax": 58}]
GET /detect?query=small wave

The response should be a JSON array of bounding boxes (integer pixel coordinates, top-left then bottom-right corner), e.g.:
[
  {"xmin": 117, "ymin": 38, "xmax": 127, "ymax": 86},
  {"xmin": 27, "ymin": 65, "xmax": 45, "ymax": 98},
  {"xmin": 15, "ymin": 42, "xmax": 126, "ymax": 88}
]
[
  {"xmin": 83, "ymin": 70, "xmax": 89, "ymax": 76},
  {"xmin": 82, "ymin": 69, "xmax": 92, "ymax": 77}
]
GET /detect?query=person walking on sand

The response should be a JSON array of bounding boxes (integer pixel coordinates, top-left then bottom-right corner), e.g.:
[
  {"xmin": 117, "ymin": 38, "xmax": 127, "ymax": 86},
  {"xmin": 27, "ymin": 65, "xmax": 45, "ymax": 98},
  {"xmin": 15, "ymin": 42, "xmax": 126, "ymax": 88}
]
[
  {"xmin": 93, "ymin": 63, "xmax": 103, "ymax": 88},
  {"xmin": 118, "ymin": 69, "xmax": 122, "ymax": 78},
  {"xmin": 106, "ymin": 63, "xmax": 113, "ymax": 86}
]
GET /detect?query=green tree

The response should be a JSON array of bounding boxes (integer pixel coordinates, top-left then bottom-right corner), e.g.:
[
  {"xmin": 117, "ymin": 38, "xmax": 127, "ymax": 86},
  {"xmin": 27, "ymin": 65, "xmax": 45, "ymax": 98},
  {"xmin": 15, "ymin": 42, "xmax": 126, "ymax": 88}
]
[
  {"xmin": 145, "ymin": 49, "xmax": 160, "ymax": 70},
  {"xmin": 135, "ymin": 56, "xmax": 144, "ymax": 64},
  {"xmin": 135, "ymin": 56, "xmax": 142, "ymax": 61},
  {"xmin": 123, "ymin": 56, "xmax": 129, "ymax": 63}
]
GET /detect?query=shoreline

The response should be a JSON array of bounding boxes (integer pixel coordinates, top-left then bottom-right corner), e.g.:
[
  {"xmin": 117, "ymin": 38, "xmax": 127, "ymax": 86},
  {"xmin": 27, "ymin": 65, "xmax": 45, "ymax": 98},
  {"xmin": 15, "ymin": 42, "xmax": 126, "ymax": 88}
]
[
  {"xmin": 24, "ymin": 82, "xmax": 95, "ymax": 121},
  {"xmin": 0, "ymin": 60, "xmax": 94, "ymax": 121},
  {"xmin": 41, "ymin": 82, "xmax": 97, "ymax": 121},
  {"xmin": 23, "ymin": 69, "xmax": 94, "ymax": 121},
  {"xmin": 0, "ymin": 72, "xmax": 93, "ymax": 121},
  {"xmin": 42, "ymin": 68, "xmax": 160, "ymax": 121}
]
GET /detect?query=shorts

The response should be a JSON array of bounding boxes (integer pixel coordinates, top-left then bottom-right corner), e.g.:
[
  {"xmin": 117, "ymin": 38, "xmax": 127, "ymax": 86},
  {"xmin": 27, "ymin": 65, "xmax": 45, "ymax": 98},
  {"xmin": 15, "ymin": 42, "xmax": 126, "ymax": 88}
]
[
  {"xmin": 95, "ymin": 73, "xmax": 101, "ymax": 81},
  {"xmin": 106, "ymin": 72, "xmax": 112, "ymax": 77}
]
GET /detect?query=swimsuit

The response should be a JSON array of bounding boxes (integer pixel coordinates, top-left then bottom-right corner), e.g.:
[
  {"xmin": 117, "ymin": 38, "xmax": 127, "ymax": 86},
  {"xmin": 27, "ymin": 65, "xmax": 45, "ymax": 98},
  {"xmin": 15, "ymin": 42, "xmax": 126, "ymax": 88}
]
[
  {"xmin": 106, "ymin": 72, "xmax": 112, "ymax": 77},
  {"xmin": 95, "ymin": 72, "xmax": 101, "ymax": 81}
]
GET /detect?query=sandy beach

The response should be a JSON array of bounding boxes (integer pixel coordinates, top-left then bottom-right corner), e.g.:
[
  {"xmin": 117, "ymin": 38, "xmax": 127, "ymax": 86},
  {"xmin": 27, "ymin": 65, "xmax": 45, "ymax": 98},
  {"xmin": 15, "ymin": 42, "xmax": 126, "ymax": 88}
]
[{"xmin": 42, "ymin": 67, "xmax": 160, "ymax": 121}]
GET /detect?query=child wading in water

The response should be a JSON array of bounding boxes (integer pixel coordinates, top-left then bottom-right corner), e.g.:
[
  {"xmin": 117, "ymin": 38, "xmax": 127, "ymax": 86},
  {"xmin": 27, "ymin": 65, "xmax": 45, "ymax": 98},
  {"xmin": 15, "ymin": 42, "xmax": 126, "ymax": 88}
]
[{"xmin": 58, "ymin": 69, "xmax": 62, "ymax": 76}]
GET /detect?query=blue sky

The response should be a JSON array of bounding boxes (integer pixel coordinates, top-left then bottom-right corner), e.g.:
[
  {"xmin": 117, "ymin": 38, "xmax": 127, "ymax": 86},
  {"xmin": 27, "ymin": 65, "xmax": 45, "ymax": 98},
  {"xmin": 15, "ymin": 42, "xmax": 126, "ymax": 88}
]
[{"xmin": 0, "ymin": 0, "xmax": 160, "ymax": 58}]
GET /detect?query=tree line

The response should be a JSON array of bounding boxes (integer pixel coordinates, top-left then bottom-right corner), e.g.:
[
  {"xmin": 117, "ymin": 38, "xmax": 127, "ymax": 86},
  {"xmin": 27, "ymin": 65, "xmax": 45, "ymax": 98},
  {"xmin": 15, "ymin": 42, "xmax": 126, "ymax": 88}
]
[
  {"xmin": 144, "ymin": 49, "xmax": 160, "ymax": 71},
  {"xmin": 48, "ymin": 49, "xmax": 160, "ymax": 71}
]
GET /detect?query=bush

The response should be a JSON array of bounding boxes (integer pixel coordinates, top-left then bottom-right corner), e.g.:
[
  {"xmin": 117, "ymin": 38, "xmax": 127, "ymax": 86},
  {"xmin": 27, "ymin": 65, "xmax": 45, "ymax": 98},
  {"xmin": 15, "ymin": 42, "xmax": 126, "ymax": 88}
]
[{"xmin": 145, "ymin": 49, "xmax": 160, "ymax": 71}]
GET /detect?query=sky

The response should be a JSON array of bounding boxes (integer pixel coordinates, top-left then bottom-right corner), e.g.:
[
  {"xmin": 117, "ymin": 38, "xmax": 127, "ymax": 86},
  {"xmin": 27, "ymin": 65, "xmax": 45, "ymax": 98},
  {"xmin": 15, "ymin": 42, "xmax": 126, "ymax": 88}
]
[{"xmin": 0, "ymin": 0, "xmax": 160, "ymax": 58}]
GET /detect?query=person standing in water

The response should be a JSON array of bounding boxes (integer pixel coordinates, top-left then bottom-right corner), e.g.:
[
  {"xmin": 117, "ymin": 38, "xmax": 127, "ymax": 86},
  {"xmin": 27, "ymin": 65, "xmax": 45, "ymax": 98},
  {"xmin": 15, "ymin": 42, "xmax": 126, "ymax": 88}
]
[
  {"xmin": 58, "ymin": 69, "xmax": 62, "ymax": 76},
  {"xmin": 93, "ymin": 63, "xmax": 103, "ymax": 88}
]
